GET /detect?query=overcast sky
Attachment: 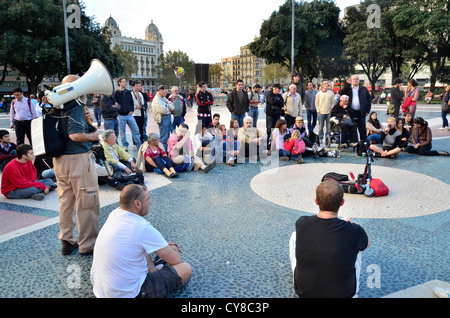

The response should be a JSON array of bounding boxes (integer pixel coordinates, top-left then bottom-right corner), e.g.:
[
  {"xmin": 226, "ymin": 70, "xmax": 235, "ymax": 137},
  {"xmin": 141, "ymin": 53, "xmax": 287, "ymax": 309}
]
[{"xmin": 83, "ymin": 0, "xmax": 361, "ymax": 64}]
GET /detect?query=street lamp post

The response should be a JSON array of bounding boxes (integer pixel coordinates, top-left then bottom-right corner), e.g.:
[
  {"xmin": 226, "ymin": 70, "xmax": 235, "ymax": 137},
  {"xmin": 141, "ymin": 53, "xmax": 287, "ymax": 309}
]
[
  {"xmin": 63, "ymin": 0, "xmax": 71, "ymax": 75},
  {"xmin": 291, "ymin": 0, "xmax": 295, "ymax": 75}
]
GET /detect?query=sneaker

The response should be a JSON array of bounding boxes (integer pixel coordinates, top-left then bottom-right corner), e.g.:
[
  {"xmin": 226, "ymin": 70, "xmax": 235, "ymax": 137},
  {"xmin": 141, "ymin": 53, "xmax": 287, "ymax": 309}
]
[
  {"xmin": 202, "ymin": 160, "xmax": 216, "ymax": 173},
  {"xmin": 227, "ymin": 158, "xmax": 235, "ymax": 166},
  {"xmin": 280, "ymin": 156, "xmax": 289, "ymax": 161},
  {"xmin": 31, "ymin": 193, "xmax": 45, "ymax": 201},
  {"xmin": 437, "ymin": 127, "xmax": 446, "ymax": 131},
  {"xmin": 433, "ymin": 287, "xmax": 450, "ymax": 298},
  {"xmin": 438, "ymin": 150, "xmax": 449, "ymax": 156},
  {"xmin": 61, "ymin": 240, "xmax": 78, "ymax": 256},
  {"xmin": 349, "ymin": 142, "xmax": 358, "ymax": 147}
]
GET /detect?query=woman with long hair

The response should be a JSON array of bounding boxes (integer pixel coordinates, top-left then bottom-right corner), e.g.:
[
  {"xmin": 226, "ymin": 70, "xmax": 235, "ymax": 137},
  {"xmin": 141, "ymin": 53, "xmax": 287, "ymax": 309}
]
[
  {"xmin": 366, "ymin": 111, "xmax": 384, "ymax": 144},
  {"xmin": 406, "ymin": 117, "xmax": 449, "ymax": 156}
]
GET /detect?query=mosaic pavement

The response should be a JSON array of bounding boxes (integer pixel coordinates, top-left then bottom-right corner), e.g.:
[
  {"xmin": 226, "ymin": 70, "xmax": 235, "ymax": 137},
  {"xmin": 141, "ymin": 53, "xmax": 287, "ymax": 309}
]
[{"xmin": 0, "ymin": 102, "xmax": 449, "ymax": 299}]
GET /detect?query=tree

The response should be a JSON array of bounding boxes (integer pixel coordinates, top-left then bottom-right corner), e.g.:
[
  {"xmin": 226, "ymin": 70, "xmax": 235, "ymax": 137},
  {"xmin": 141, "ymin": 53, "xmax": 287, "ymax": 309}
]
[
  {"xmin": 262, "ymin": 63, "xmax": 290, "ymax": 85},
  {"xmin": 343, "ymin": 6, "xmax": 391, "ymax": 91},
  {"xmin": 159, "ymin": 50, "xmax": 195, "ymax": 88},
  {"xmin": 0, "ymin": 0, "xmax": 122, "ymax": 94},
  {"xmin": 112, "ymin": 44, "xmax": 137, "ymax": 79},
  {"xmin": 391, "ymin": 0, "xmax": 450, "ymax": 91},
  {"xmin": 209, "ymin": 64, "xmax": 222, "ymax": 88},
  {"xmin": 249, "ymin": 0, "xmax": 349, "ymax": 82}
]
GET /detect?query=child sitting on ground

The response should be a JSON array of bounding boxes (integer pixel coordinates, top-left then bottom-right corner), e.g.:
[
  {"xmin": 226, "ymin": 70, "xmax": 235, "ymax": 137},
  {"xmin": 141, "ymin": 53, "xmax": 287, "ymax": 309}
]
[{"xmin": 283, "ymin": 130, "xmax": 306, "ymax": 163}]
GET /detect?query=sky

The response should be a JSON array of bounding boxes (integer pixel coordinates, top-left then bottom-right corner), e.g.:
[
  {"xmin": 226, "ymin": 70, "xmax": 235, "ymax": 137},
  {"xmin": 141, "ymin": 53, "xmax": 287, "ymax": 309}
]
[{"xmin": 83, "ymin": 0, "xmax": 361, "ymax": 64}]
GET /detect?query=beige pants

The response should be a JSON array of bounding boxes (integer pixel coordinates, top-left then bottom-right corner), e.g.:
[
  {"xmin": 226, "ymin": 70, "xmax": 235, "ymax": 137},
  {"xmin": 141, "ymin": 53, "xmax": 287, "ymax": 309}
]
[{"xmin": 54, "ymin": 152, "xmax": 100, "ymax": 253}]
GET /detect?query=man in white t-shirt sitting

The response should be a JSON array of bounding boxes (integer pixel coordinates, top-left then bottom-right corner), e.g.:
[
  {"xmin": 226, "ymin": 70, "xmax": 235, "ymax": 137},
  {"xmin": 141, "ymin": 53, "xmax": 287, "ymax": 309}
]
[{"xmin": 90, "ymin": 184, "xmax": 192, "ymax": 298}]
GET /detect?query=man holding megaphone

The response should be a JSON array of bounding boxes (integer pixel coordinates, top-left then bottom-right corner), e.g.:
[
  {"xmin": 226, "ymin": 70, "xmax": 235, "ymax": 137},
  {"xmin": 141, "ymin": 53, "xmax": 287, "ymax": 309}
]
[{"xmin": 52, "ymin": 74, "xmax": 101, "ymax": 256}]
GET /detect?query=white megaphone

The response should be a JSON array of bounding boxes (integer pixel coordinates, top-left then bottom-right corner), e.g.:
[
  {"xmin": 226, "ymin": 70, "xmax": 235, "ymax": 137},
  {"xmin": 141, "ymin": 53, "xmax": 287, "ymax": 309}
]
[{"xmin": 45, "ymin": 59, "xmax": 114, "ymax": 109}]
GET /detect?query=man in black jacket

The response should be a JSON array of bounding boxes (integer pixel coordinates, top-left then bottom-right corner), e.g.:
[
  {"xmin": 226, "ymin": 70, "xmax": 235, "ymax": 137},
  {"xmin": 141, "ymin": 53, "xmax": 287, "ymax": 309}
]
[
  {"xmin": 100, "ymin": 94, "xmax": 120, "ymax": 138},
  {"xmin": 339, "ymin": 75, "xmax": 371, "ymax": 141},
  {"xmin": 226, "ymin": 79, "xmax": 249, "ymax": 127},
  {"xmin": 291, "ymin": 72, "xmax": 306, "ymax": 106},
  {"xmin": 390, "ymin": 78, "xmax": 404, "ymax": 118},
  {"xmin": 265, "ymin": 84, "xmax": 284, "ymax": 151},
  {"xmin": 113, "ymin": 77, "xmax": 142, "ymax": 151}
]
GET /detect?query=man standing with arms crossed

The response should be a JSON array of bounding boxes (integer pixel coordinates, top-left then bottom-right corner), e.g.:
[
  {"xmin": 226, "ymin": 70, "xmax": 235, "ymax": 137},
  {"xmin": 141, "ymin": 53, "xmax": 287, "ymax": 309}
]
[
  {"xmin": 53, "ymin": 75, "xmax": 100, "ymax": 256},
  {"xmin": 195, "ymin": 81, "xmax": 214, "ymax": 127},
  {"xmin": 114, "ymin": 77, "xmax": 142, "ymax": 151}
]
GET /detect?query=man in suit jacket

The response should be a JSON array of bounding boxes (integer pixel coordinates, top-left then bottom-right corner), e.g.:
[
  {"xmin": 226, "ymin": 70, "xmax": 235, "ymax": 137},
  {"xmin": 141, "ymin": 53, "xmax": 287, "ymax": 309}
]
[{"xmin": 339, "ymin": 75, "xmax": 371, "ymax": 141}]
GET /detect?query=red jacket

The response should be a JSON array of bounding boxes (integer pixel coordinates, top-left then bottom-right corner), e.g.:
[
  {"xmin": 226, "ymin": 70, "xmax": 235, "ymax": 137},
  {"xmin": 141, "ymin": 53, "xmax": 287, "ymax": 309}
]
[{"xmin": 1, "ymin": 159, "xmax": 46, "ymax": 197}]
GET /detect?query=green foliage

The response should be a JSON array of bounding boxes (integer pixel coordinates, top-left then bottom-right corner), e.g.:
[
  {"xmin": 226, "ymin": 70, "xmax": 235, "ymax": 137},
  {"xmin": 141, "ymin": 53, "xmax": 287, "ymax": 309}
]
[
  {"xmin": 159, "ymin": 50, "xmax": 195, "ymax": 88},
  {"xmin": 249, "ymin": 0, "xmax": 351, "ymax": 82},
  {"xmin": 0, "ymin": 0, "xmax": 122, "ymax": 94}
]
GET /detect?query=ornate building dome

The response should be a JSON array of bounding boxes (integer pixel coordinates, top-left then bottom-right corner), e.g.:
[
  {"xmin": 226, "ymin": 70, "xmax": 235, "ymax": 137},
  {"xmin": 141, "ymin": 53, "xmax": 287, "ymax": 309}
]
[
  {"xmin": 145, "ymin": 20, "xmax": 163, "ymax": 42},
  {"xmin": 105, "ymin": 15, "xmax": 118, "ymax": 28}
]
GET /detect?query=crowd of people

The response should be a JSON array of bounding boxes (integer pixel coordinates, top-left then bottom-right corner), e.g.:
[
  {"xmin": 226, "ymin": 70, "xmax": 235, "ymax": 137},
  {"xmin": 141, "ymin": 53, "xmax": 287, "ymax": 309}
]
[{"xmin": 0, "ymin": 72, "xmax": 449, "ymax": 299}]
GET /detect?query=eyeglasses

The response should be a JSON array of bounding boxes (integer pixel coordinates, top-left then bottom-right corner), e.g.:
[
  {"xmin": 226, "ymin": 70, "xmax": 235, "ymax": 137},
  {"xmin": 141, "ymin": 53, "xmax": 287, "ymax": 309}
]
[{"xmin": 134, "ymin": 185, "xmax": 148, "ymax": 201}]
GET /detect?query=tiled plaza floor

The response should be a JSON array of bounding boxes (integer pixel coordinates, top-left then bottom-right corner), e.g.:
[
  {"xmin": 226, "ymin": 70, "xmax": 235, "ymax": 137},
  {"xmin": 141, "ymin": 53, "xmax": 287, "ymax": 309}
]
[{"xmin": 0, "ymin": 102, "xmax": 449, "ymax": 300}]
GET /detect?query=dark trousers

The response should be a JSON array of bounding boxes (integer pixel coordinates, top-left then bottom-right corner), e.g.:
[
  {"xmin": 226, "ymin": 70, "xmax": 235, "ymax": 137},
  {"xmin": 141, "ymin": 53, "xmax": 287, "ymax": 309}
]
[
  {"xmin": 14, "ymin": 120, "xmax": 32, "ymax": 145},
  {"xmin": 352, "ymin": 112, "xmax": 367, "ymax": 141},
  {"xmin": 266, "ymin": 114, "xmax": 280, "ymax": 150},
  {"xmin": 285, "ymin": 114, "xmax": 296, "ymax": 128},
  {"xmin": 145, "ymin": 155, "xmax": 173, "ymax": 172},
  {"xmin": 133, "ymin": 115, "xmax": 145, "ymax": 144},
  {"xmin": 406, "ymin": 144, "xmax": 439, "ymax": 156}
]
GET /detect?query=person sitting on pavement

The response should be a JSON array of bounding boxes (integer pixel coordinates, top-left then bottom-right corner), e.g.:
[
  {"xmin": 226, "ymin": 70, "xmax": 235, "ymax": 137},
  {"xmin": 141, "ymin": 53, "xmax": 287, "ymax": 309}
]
[
  {"xmin": 138, "ymin": 133, "xmax": 179, "ymax": 178},
  {"xmin": 102, "ymin": 130, "xmax": 138, "ymax": 175},
  {"xmin": 0, "ymin": 129, "xmax": 17, "ymax": 172},
  {"xmin": 167, "ymin": 123, "xmax": 211, "ymax": 172},
  {"xmin": 330, "ymin": 95, "xmax": 358, "ymax": 148},
  {"xmin": 217, "ymin": 124, "xmax": 239, "ymax": 166},
  {"xmin": 90, "ymin": 184, "xmax": 192, "ymax": 298},
  {"xmin": 1, "ymin": 144, "xmax": 56, "ymax": 201},
  {"xmin": 268, "ymin": 119, "xmax": 290, "ymax": 160},
  {"xmin": 237, "ymin": 116, "xmax": 266, "ymax": 160},
  {"xmin": 406, "ymin": 117, "xmax": 449, "ymax": 156},
  {"xmin": 289, "ymin": 180, "xmax": 370, "ymax": 298},
  {"xmin": 192, "ymin": 123, "xmax": 217, "ymax": 169},
  {"xmin": 283, "ymin": 129, "xmax": 306, "ymax": 162},
  {"xmin": 395, "ymin": 117, "xmax": 409, "ymax": 150},
  {"xmin": 369, "ymin": 117, "xmax": 403, "ymax": 159},
  {"xmin": 366, "ymin": 111, "xmax": 384, "ymax": 144}
]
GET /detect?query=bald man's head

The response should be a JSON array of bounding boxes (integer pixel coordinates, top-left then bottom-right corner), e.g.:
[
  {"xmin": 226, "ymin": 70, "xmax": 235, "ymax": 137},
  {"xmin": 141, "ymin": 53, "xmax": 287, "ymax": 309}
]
[{"xmin": 61, "ymin": 75, "xmax": 80, "ymax": 84}]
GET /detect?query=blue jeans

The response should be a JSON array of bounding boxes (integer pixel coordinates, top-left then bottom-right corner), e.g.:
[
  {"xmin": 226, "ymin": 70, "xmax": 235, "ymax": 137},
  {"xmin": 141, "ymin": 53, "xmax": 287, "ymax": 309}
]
[
  {"xmin": 442, "ymin": 111, "xmax": 449, "ymax": 128},
  {"xmin": 222, "ymin": 140, "xmax": 239, "ymax": 162},
  {"xmin": 103, "ymin": 118, "xmax": 119, "ymax": 138},
  {"xmin": 279, "ymin": 149, "xmax": 300, "ymax": 160},
  {"xmin": 248, "ymin": 107, "xmax": 259, "ymax": 127},
  {"xmin": 171, "ymin": 116, "xmax": 185, "ymax": 133},
  {"xmin": 7, "ymin": 178, "xmax": 56, "ymax": 199},
  {"xmin": 307, "ymin": 109, "xmax": 317, "ymax": 134},
  {"xmin": 94, "ymin": 108, "xmax": 102, "ymax": 126},
  {"xmin": 367, "ymin": 133, "xmax": 381, "ymax": 144},
  {"xmin": 231, "ymin": 113, "xmax": 246, "ymax": 127},
  {"xmin": 158, "ymin": 115, "xmax": 171, "ymax": 151},
  {"xmin": 119, "ymin": 114, "xmax": 142, "ymax": 149}
]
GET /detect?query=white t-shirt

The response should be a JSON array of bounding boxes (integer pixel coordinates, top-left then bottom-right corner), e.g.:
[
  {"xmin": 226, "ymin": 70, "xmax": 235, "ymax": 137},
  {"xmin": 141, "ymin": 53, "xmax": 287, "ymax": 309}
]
[
  {"xmin": 90, "ymin": 208, "xmax": 168, "ymax": 298},
  {"xmin": 192, "ymin": 132, "xmax": 214, "ymax": 155}
]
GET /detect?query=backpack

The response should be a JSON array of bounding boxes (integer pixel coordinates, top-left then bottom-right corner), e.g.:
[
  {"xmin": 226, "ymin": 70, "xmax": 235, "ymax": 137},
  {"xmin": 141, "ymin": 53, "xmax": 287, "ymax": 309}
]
[
  {"xmin": 321, "ymin": 172, "xmax": 359, "ymax": 194},
  {"xmin": 31, "ymin": 109, "xmax": 67, "ymax": 158},
  {"xmin": 307, "ymin": 131, "xmax": 320, "ymax": 146},
  {"xmin": 356, "ymin": 141, "xmax": 368, "ymax": 156}
]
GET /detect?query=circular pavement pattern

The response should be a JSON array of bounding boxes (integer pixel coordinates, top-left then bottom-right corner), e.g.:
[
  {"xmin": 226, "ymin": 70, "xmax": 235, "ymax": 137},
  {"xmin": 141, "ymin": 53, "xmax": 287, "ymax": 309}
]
[{"xmin": 250, "ymin": 163, "xmax": 450, "ymax": 219}]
